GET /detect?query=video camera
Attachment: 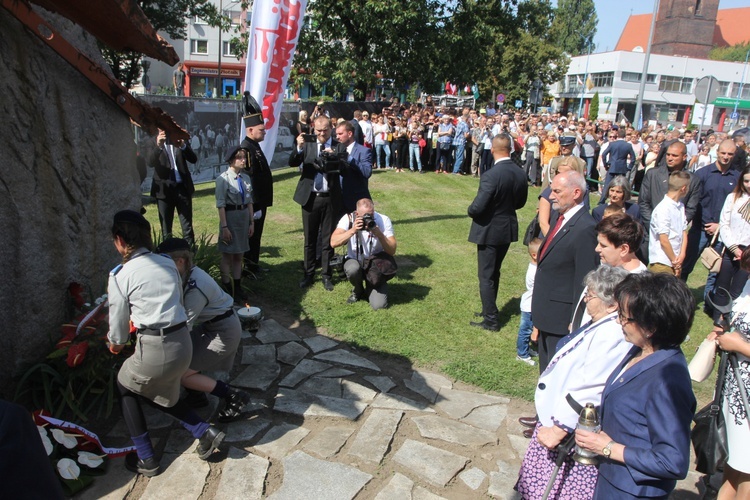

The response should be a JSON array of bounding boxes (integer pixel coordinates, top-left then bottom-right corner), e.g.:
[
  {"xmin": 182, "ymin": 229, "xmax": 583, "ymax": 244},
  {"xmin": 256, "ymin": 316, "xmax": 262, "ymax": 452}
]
[{"xmin": 313, "ymin": 151, "xmax": 347, "ymax": 174}]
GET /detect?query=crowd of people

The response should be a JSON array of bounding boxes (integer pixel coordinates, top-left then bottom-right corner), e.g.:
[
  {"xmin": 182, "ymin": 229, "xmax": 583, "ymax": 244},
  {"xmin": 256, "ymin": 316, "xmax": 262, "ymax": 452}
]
[{"xmin": 100, "ymin": 93, "xmax": 750, "ymax": 495}]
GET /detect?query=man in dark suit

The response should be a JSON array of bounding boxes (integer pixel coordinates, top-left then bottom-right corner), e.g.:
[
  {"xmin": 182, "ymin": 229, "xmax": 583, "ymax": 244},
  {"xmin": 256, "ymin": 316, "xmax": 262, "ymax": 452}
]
[
  {"xmin": 239, "ymin": 92, "xmax": 273, "ymax": 275},
  {"xmin": 334, "ymin": 121, "xmax": 373, "ymax": 214},
  {"xmin": 350, "ymin": 110, "xmax": 365, "ymax": 145},
  {"xmin": 290, "ymin": 116, "xmax": 341, "ymax": 291},
  {"xmin": 149, "ymin": 128, "xmax": 197, "ymax": 247},
  {"xmin": 532, "ymin": 170, "xmax": 599, "ymax": 371},
  {"xmin": 599, "ymin": 127, "xmax": 635, "ymax": 205},
  {"xmin": 468, "ymin": 134, "xmax": 528, "ymax": 331}
]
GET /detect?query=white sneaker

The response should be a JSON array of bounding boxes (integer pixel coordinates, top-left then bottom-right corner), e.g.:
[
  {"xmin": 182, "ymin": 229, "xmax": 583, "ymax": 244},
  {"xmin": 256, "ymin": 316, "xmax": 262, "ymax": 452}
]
[{"xmin": 516, "ymin": 355, "xmax": 536, "ymax": 366}]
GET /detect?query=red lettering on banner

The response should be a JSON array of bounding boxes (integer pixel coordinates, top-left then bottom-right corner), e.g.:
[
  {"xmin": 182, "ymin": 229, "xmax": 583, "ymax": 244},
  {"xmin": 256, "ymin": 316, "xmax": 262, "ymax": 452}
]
[{"xmin": 251, "ymin": 0, "xmax": 303, "ymax": 130}]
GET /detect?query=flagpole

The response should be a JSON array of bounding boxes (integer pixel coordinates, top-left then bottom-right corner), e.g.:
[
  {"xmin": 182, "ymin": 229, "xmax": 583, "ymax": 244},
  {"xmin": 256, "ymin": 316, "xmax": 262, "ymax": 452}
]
[
  {"xmin": 578, "ymin": 44, "xmax": 591, "ymax": 119},
  {"xmin": 634, "ymin": 0, "xmax": 659, "ymax": 129}
]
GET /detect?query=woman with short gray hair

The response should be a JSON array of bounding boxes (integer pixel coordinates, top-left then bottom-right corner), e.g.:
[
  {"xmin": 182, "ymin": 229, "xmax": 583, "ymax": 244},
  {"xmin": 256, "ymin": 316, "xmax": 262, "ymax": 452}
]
[
  {"xmin": 516, "ymin": 265, "xmax": 632, "ymax": 498},
  {"xmin": 592, "ymin": 176, "xmax": 641, "ymax": 223}
]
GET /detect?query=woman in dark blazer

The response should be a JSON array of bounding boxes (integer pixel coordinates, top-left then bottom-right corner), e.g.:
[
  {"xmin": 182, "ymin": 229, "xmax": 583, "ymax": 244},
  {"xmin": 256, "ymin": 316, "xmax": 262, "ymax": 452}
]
[{"xmin": 575, "ymin": 273, "xmax": 697, "ymax": 498}]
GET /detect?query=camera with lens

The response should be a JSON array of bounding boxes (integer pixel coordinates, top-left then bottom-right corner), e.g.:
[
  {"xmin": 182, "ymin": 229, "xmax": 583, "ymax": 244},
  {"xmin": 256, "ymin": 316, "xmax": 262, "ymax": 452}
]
[
  {"xmin": 360, "ymin": 213, "xmax": 376, "ymax": 230},
  {"xmin": 313, "ymin": 151, "xmax": 342, "ymax": 174}
]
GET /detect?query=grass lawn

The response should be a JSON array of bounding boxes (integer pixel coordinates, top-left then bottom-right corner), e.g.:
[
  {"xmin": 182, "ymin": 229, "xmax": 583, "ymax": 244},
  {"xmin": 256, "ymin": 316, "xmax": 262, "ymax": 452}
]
[{"xmin": 144, "ymin": 167, "xmax": 717, "ymax": 405}]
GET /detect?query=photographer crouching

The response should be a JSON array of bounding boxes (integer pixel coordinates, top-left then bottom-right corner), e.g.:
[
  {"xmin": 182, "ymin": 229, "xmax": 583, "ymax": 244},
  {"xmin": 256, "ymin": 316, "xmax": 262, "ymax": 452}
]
[{"xmin": 331, "ymin": 198, "xmax": 397, "ymax": 310}]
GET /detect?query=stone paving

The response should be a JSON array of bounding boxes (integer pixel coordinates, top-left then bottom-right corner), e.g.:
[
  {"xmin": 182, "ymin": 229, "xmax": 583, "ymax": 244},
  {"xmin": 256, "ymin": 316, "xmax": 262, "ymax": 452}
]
[{"xmin": 77, "ymin": 317, "xmax": 704, "ymax": 499}]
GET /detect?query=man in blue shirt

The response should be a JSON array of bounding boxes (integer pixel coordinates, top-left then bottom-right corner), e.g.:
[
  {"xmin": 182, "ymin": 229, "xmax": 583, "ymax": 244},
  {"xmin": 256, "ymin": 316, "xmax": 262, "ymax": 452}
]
[
  {"xmin": 681, "ymin": 139, "xmax": 738, "ymax": 289},
  {"xmin": 452, "ymin": 116, "xmax": 470, "ymax": 174}
]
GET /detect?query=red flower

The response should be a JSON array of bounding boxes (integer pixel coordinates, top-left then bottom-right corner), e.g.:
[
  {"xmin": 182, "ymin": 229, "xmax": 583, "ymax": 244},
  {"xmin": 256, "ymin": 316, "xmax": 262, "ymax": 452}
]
[
  {"xmin": 66, "ymin": 342, "xmax": 89, "ymax": 368},
  {"xmin": 56, "ymin": 331, "xmax": 75, "ymax": 350},
  {"xmin": 32, "ymin": 409, "xmax": 52, "ymax": 426}
]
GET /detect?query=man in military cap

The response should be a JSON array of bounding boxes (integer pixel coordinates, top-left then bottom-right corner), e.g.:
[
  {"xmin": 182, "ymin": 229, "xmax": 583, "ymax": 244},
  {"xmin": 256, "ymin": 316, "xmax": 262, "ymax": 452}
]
[
  {"xmin": 547, "ymin": 134, "xmax": 586, "ymax": 184},
  {"xmin": 239, "ymin": 92, "xmax": 273, "ymax": 276}
]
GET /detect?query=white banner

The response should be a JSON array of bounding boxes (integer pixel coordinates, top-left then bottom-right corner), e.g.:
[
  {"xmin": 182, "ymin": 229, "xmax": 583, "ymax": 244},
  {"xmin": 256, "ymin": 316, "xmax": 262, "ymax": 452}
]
[{"xmin": 244, "ymin": 0, "xmax": 307, "ymax": 163}]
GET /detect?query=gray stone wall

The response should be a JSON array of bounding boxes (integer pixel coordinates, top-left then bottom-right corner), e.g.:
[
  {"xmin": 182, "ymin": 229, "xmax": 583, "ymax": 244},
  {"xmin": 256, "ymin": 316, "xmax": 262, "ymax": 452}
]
[{"xmin": 0, "ymin": 7, "xmax": 141, "ymax": 394}]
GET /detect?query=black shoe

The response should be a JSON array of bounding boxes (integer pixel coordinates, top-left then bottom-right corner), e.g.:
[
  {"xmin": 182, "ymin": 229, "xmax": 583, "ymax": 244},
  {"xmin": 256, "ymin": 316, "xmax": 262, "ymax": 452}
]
[
  {"xmin": 217, "ymin": 388, "xmax": 251, "ymax": 423},
  {"xmin": 469, "ymin": 320, "xmax": 499, "ymax": 332},
  {"xmin": 322, "ymin": 277, "xmax": 334, "ymax": 291},
  {"xmin": 183, "ymin": 389, "xmax": 209, "ymax": 409},
  {"xmin": 196, "ymin": 426, "xmax": 225, "ymax": 460},
  {"xmin": 518, "ymin": 415, "xmax": 539, "ymax": 428},
  {"xmin": 299, "ymin": 275, "xmax": 314, "ymax": 288},
  {"xmin": 523, "ymin": 428, "xmax": 534, "ymax": 439},
  {"xmin": 347, "ymin": 292, "xmax": 361, "ymax": 304},
  {"xmin": 124, "ymin": 452, "xmax": 161, "ymax": 477},
  {"xmin": 473, "ymin": 312, "xmax": 484, "ymax": 318}
]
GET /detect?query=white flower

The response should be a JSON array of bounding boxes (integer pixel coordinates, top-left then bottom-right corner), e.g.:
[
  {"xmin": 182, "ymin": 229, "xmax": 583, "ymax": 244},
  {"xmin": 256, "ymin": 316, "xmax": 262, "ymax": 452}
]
[
  {"xmin": 37, "ymin": 426, "xmax": 53, "ymax": 456},
  {"xmin": 84, "ymin": 303, "xmax": 91, "ymax": 308},
  {"xmin": 56, "ymin": 458, "xmax": 80, "ymax": 480},
  {"xmin": 51, "ymin": 429, "xmax": 78, "ymax": 449},
  {"xmin": 77, "ymin": 451, "xmax": 104, "ymax": 468}
]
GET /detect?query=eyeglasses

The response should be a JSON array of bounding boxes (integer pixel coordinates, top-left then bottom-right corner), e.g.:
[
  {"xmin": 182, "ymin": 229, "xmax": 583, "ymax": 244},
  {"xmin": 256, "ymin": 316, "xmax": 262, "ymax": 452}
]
[
  {"xmin": 617, "ymin": 311, "xmax": 636, "ymax": 325},
  {"xmin": 583, "ymin": 292, "xmax": 599, "ymax": 302}
]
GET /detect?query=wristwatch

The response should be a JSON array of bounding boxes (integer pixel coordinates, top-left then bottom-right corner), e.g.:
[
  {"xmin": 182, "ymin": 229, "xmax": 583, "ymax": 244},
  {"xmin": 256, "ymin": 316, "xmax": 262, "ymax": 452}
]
[{"xmin": 602, "ymin": 440, "xmax": 615, "ymax": 458}]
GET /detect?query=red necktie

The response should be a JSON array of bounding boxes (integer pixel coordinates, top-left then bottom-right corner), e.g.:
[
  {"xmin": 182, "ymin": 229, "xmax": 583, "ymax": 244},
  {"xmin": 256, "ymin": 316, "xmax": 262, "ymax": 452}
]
[{"xmin": 540, "ymin": 215, "xmax": 564, "ymax": 259}]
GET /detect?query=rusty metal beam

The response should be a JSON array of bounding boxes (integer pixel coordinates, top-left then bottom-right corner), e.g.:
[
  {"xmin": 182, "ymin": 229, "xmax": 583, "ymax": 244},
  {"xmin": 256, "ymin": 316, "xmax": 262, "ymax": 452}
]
[
  {"xmin": 1, "ymin": 0, "xmax": 188, "ymax": 141},
  {"xmin": 31, "ymin": 0, "xmax": 178, "ymax": 65}
]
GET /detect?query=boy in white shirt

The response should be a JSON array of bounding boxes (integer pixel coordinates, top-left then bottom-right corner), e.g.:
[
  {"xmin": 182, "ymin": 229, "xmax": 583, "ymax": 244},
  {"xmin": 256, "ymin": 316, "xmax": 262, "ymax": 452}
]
[
  {"xmin": 516, "ymin": 239, "xmax": 541, "ymax": 365},
  {"xmin": 648, "ymin": 171, "xmax": 690, "ymax": 277}
]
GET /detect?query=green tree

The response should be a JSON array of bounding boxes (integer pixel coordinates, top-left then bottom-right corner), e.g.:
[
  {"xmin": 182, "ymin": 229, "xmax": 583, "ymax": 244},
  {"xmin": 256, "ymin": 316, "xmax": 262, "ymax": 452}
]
[
  {"xmin": 589, "ymin": 91, "xmax": 600, "ymax": 120},
  {"xmin": 549, "ymin": 0, "xmax": 597, "ymax": 56},
  {"xmin": 709, "ymin": 42, "xmax": 750, "ymax": 62},
  {"xmin": 100, "ymin": 0, "xmax": 223, "ymax": 89}
]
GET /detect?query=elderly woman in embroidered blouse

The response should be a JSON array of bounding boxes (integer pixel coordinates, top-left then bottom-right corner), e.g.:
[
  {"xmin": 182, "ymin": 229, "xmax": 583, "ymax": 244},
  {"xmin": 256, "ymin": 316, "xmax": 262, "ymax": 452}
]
[
  {"xmin": 216, "ymin": 146, "xmax": 254, "ymax": 300},
  {"xmin": 516, "ymin": 265, "xmax": 632, "ymax": 499}
]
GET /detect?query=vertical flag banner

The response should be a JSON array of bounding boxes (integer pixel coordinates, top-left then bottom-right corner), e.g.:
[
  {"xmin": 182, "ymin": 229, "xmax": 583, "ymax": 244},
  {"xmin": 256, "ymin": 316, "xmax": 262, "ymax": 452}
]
[{"xmin": 244, "ymin": 0, "xmax": 308, "ymax": 162}]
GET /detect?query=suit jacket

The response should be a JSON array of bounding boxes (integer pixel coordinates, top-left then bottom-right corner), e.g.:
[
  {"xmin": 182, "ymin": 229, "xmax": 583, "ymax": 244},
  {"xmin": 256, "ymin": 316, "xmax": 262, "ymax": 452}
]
[
  {"xmin": 597, "ymin": 346, "xmax": 696, "ymax": 498},
  {"xmin": 350, "ymin": 119, "xmax": 365, "ymax": 145},
  {"xmin": 468, "ymin": 158, "xmax": 528, "ymax": 245},
  {"xmin": 602, "ymin": 139, "xmax": 635, "ymax": 174},
  {"xmin": 638, "ymin": 164, "xmax": 702, "ymax": 227},
  {"xmin": 148, "ymin": 142, "xmax": 197, "ymax": 200},
  {"xmin": 290, "ymin": 139, "xmax": 343, "ymax": 215},
  {"xmin": 337, "ymin": 142, "xmax": 372, "ymax": 213},
  {"xmin": 240, "ymin": 137, "xmax": 273, "ymax": 208},
  {"xmin": 531, "ymin": 206, "xmax": 599, "ymax": 336}
]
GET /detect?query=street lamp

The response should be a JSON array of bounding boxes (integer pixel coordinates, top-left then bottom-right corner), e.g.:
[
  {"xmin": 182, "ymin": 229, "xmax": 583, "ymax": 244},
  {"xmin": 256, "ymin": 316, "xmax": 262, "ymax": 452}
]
[{"xmin": 731, "ymin": 49, "xmax": 750, "ymax": 128}]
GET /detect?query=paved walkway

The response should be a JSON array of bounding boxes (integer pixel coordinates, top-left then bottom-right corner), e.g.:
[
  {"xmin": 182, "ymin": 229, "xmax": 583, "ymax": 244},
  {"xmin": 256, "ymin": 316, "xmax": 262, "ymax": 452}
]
[{"xmin": 77, "ymin": 317, "xmax": 704, "ymax": 499}]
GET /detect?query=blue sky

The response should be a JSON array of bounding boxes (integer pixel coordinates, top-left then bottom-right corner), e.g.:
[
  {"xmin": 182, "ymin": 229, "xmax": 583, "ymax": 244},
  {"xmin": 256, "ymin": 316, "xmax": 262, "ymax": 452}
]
[{"xmin": 588, "ymin": 0, "xmax": 749, "ymax": 52}]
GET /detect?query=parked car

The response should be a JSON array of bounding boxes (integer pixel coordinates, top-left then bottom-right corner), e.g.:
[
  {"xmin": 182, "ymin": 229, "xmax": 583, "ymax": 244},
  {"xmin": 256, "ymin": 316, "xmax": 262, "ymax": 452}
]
[{"xmin": 275, "ymin": 126, "xmax": 294, "ymax": 151}]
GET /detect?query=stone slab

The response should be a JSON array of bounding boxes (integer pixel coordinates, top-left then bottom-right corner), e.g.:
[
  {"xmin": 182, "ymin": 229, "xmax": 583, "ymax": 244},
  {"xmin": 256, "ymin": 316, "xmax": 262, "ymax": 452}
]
[
  {"xmin": 279, "ymin": 359, "xmax": 332, "ymax": 388},
  {"xmin": 303, "ymin": 335, "xmax": 339, "ymax": 353},
  {"xmin": 488, "ymin": 461, "xmax": 521, "ymax": 500},
  {"xmin": 460, "ymin": 404, "xmax": 508, "ymax": 432},
  {"xmin": 318, "ymin": 367, "xmax": 355, "ymax": 378},
  {"xmin": 404, "ymin": 371, "xmax": 453, "ymax": 404},
  {"xmin": 141, "ymin": 453, "xmax": 209, "ymax": 500},
  {"xmin": 434, "ymin": 387, "xmax": 510, "ymax": 419},
  {"xmin": 274, "ymin": 388, "xmax": 368, "ymax": 420},
  {"xmin": 370, "ymin": 393, "xmax": 435, "ymax": 413},
  {"xmin": 507, "ymin": 434, "xmax": 530, "ymax": 460},
  {"xmin": 364, "ymin": 375, "xmax": 396, "ymax": 393},
  {"xmin": 341, "ymin": 380, "xmax": 378, "ymax": 402},
  {"xmin": 242, "ymin": 344, "xmax": 277, "ymax": 365},
  {"xmin": 302, "ymin": 425, "xmax": 356, "ymax": 458},
  {"xmin": 392, "ymin": 439, "xmax": 468, "ymax": 487},
  {"xmin": 298, "ymin": 376, "xmax": 342, "ymax": 398},
  {"xmin": 347, "ymin": 409, "xmax": 403, "ymax": 464},
  {"xmin": 459, "ymin": 467, "xmax": 488, "ymax": 490},
  {"xmin": 242, "ymin": 398, "xmax": 269, "ymax": 414},
  {"xmin": 276, "ymin": 342, "xmax": 309, "ymax": 366},
  {"xmin": 413, "ymin": 486, "xmax": 448, "ymax": 500},
  {"xmin": 253, "ymin": 422, "xmax": 310, "ymax": 459},
  {"xmin": 163, "ymin": 428, "xmax": 196, "ymax": 455},
  {"xmin": 267, "ymin": 450, "xmax": 372, "ymax": 500},
  {"xmin": 241, "ymin": 329, "xmax": 254, "ymax": 339},
  {"xmin": 412, "ymin": 415, "xmax": 496, "ymax": 447},
  {"xmin": 215, "ymin": 447, "xmax": 269, "ymax": 499},
  {"xmin": 232, "ymin": 363, "xmax": 281, "ymax": 391},
  {"xmin": 373, "ymin": 473, "xmax": 414, "ymax": 500},
  {"xmin": 224, "ymin": 417, "xmax": 272, "ymax": 444},
  {"xmin": 256, "ymin": 319, "xmax": 300, "ymax": 344},
  {"xmin": 313, "ymin": 349, "xmax": 381, "ymax": 372}
]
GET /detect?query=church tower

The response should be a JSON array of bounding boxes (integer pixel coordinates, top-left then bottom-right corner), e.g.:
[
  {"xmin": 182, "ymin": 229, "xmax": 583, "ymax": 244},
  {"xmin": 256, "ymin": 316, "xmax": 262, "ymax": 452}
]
[{"xmin": 652, "ymin": 0, "xmax": 719, "ymax": 58}]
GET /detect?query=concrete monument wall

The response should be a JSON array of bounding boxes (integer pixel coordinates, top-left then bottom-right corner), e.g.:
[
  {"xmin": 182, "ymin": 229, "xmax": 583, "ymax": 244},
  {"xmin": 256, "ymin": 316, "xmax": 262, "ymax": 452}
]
[{"xmin": 0, "ymin": 7, "xmax": 140, "ymax": 394}]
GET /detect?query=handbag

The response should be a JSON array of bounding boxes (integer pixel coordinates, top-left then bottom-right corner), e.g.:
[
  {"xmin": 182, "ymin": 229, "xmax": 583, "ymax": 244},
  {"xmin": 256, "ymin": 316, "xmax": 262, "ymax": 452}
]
[
  {"xmin": 692, "ymin": 351, "xmax": 729, "ymax": 475},
  {"xmin": 701, "ymin": 231, "xmax": 723, "ymax": 273},
  {"xmin": 689, "ymin": 338, "xmax": 718, "ymax": 382},
  {"xmin": 418, "ymin": 138, "xmax": 426, "ymax": 148},
  {"xmin": 362, "ymin": 251, "xmax": 397, "ymax": 287}
]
